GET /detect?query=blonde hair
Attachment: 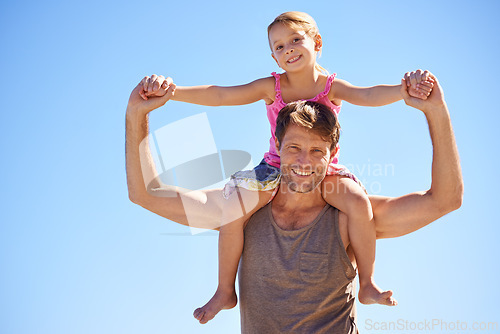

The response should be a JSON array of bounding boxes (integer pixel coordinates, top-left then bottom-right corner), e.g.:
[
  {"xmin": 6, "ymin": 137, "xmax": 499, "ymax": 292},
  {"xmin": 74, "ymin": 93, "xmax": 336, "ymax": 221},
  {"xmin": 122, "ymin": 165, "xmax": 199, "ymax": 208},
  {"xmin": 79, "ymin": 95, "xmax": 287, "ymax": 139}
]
[{"xmin": 267, "ymin": 12, "xmax": 328, "ymax": 75}]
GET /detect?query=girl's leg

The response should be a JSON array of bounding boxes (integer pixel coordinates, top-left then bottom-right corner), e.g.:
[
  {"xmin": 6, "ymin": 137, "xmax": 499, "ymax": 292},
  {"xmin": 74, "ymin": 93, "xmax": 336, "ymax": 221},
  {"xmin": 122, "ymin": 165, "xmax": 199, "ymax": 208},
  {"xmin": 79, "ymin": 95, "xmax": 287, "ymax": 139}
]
[
  {"xmin": 193, "ymin": 188, "xmax": 274, "ymax": 324},
  {"xmin": 322, "ymin": 175, "xmax": 397, "ymax": 306}
]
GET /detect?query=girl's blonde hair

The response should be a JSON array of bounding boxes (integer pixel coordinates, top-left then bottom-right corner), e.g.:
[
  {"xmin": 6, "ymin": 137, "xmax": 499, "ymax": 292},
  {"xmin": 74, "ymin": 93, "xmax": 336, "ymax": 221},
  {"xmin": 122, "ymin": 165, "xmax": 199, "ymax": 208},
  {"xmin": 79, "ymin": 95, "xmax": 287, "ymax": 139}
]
[{"xmin": 267, "ymin": 11, "xmax": 328, "ymax": 74}]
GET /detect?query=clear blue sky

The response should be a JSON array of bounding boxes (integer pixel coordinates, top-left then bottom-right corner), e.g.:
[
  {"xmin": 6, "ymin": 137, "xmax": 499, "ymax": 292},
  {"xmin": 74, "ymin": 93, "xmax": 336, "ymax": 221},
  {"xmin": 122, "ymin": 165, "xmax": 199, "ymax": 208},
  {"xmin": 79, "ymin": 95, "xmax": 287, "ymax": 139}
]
[{"xmin": 1, "ymin": 0, "xmax": 499, "ymax": 333}]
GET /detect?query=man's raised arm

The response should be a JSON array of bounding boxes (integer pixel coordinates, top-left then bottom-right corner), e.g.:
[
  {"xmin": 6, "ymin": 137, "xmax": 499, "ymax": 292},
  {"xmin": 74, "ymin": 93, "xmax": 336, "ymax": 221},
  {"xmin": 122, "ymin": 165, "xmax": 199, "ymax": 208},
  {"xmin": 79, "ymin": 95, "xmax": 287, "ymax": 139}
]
[
  {"xmin": 371, "ymin": 74, "xmax": 463, "ymax": 239},
  {"xmin": 125, "ymin": 75, "xmax": 223, "ymax": 229}
]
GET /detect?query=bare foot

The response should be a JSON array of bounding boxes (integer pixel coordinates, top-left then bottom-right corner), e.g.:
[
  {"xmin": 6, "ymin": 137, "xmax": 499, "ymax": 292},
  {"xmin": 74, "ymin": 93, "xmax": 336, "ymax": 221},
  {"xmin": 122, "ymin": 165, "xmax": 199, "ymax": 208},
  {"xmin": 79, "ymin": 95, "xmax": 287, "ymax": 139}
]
[
  {"xmin": 358, "ymin": 282, "xmax": 397, "ymax": 306},
  {"xmin": 193, "ymin": 288, "xmax": 238, "ymax": 324}
]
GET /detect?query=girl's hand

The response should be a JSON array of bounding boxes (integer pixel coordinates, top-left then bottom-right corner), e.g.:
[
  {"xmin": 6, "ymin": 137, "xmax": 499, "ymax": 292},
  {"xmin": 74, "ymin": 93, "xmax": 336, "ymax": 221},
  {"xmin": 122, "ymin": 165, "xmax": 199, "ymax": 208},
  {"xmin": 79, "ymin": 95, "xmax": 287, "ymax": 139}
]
[
  {"xmin": 139, "ymin": 74, "xmax": 174, "ymax": 100},
  {"xmin": 404, "ymin": 70, "xmax": 434, "ymax": 100},
  {"xmin": 128, "ymin": 76, "xmax": 176, "ymax": 115},
  {"xmin": 401, "ymin": 72, "xmax": 446, "ymax": 114}
]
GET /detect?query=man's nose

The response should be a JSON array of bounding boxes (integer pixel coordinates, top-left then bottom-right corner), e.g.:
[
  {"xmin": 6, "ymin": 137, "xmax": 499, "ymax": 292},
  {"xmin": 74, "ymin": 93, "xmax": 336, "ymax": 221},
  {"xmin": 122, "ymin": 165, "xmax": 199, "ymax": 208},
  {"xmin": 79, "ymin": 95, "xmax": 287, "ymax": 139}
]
[{"xmin": 296, "ymin": 151, "xmax": 311, "ymax": 165}]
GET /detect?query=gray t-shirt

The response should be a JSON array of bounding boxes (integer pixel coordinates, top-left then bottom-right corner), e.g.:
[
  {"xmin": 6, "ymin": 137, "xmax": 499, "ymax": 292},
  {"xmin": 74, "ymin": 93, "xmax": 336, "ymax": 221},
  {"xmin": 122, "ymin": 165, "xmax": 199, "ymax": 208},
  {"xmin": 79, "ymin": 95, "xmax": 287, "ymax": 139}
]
[{"xmin": 238, "ymin": 203, "xmax": 358, "ymax": 334}]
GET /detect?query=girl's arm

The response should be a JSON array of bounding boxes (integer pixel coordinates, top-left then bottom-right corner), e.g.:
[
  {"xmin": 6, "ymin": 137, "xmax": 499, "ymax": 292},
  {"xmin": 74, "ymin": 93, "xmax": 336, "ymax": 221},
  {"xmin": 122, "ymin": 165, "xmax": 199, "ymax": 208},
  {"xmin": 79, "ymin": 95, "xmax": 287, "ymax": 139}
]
[
  {"xmin": 331, "ymin": 78, "xmax": 402, "ymax": 107},
  {"xmin": 142, "ymin": 75, "xmax": 275, "ymax": 106},
  {"xmin": 331, "ymin": 70, "xmax": 433, "ymax": 107}
]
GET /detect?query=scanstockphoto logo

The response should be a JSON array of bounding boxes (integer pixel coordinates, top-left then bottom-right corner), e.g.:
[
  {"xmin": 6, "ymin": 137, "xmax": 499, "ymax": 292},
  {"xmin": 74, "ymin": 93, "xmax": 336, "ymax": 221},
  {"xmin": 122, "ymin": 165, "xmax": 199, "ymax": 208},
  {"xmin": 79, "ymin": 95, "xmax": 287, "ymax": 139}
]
[
  {"xmin": 140, "ymin": 113, "xmax": 257, "ymax": 234},
  {"xmin": 365, "ymin": 318, "xmax": 499, "ymax": 332}
]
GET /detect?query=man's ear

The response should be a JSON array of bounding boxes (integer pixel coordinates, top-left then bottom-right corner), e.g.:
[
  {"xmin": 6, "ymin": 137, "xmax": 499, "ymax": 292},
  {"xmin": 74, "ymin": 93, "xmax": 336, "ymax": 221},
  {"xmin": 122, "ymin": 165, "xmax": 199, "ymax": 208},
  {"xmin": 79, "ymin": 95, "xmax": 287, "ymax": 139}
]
[
  {"xmin": 275, "ymin": 139, "xmax": 281, "ymax": 156},
  {"xmin": 315, "ymin": 34, "xmax": 323, "ymax": 51},
  {"xmin": 329, "ymin": 145, "xmax": 338, "ymax": 163}
]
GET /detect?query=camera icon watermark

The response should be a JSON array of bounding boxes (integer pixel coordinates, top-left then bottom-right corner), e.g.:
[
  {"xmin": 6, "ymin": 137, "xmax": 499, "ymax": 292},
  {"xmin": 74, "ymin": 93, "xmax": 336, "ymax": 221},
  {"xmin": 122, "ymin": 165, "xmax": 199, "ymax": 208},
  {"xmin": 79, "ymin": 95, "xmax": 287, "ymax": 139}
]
[
  {"xmin": 141, "ymin": 113, "xmax": 256, "ymax": 234},
  {"xmin": 139, "ymin": 113, "xmax": 399, "ymax": 234}
]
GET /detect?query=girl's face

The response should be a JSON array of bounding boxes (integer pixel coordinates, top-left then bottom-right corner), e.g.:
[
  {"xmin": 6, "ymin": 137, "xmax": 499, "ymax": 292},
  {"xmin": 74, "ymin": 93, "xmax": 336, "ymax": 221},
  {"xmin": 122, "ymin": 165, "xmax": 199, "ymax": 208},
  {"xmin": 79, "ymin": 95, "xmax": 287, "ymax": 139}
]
[{"xmin": 268, "ymin": 24, "xmax": 321, "ymax": 73}]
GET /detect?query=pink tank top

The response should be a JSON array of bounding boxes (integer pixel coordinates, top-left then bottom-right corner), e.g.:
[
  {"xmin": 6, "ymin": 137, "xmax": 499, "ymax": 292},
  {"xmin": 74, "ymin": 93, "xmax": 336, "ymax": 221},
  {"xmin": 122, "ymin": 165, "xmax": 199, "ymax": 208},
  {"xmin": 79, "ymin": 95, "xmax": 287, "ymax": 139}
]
[{"xmin": 264, "ymin": 72, "xmax": 341, "ymax": 167}]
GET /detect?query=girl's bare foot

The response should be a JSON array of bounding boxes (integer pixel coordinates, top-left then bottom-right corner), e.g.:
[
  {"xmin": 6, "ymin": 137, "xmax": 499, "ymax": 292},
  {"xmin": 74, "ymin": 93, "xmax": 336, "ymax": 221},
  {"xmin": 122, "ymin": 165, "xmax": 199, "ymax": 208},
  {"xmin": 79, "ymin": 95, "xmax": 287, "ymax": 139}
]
[
  {"xmin": 358, "ymin": 281, "xmax": 397, "ymax": 306},
  {"xmin": 193, "ymin": 288, "xmax": 238, "ymax": 324}
]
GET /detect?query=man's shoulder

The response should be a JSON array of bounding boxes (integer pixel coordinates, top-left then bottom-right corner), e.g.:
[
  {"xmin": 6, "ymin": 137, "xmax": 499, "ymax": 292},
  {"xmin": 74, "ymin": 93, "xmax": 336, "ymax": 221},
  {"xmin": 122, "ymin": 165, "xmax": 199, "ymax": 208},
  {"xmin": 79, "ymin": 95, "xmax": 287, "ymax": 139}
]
[{"xmin": 244, "ymin": 202, "xmax": 272, "ymax": 229}]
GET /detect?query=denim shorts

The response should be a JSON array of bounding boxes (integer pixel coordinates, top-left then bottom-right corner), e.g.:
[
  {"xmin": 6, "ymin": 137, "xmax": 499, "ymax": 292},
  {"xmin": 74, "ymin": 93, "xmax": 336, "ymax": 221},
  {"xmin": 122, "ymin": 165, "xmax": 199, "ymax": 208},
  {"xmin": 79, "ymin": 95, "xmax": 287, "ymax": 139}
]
[{"xmin": 223, "ymin": 159, "xmax": 281, "ymax": 199}]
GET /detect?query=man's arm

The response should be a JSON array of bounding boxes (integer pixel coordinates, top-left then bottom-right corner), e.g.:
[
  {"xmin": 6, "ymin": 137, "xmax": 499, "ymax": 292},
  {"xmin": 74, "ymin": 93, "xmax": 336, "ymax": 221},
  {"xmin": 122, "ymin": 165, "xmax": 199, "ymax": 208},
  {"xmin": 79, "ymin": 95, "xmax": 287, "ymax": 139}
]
[
  {"xmin": 126, "ymin": 76, "xmax": 223, "ymax": 230},
  {"xmin": 371, "ymin": 74, "xmax": 463, "ymax": 239}
]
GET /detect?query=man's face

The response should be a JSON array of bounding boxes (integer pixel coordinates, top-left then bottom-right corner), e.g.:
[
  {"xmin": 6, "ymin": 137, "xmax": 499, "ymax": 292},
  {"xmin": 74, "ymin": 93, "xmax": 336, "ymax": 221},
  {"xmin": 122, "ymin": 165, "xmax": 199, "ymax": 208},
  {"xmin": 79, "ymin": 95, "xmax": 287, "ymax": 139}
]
[{"xmin": 276, "ymin": 124, "xmax": 334, "ymax": 193}]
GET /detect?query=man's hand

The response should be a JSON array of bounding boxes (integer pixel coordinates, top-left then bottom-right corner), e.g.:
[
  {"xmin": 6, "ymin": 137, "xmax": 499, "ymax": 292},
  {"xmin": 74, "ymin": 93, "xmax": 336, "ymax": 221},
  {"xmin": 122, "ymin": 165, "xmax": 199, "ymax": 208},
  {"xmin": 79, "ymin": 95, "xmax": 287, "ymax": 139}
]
[
  {"xmin": 401, "ymin": 72, "xmax": 446, "ymax": 113},
  {"xmin": 404, "ymin": 69, "xmax": 434, "ymax": 100},
  {"xmin": 127, "ymin": 75, "xmax": 175, "ymax": 115},
  {"xmin": 139, "ymin": 74, "xmax": 173, "ymax": 100}
]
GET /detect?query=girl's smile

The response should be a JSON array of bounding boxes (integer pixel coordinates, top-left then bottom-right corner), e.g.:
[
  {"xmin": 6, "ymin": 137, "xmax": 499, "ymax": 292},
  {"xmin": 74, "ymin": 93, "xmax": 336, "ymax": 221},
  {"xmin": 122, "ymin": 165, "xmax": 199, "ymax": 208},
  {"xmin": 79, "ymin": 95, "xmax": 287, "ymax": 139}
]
[{"xmin": 287, "ymin": 55, "xmax": 302, "ymax": 64}]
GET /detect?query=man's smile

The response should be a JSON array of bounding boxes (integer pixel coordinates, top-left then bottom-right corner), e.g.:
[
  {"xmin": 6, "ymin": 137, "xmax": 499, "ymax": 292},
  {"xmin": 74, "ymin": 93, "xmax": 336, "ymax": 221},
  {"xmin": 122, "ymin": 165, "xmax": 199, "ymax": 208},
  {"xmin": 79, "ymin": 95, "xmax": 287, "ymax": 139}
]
[{"xmin": 292, "ymin": 168, "xmax": 313, "ymax": 176}]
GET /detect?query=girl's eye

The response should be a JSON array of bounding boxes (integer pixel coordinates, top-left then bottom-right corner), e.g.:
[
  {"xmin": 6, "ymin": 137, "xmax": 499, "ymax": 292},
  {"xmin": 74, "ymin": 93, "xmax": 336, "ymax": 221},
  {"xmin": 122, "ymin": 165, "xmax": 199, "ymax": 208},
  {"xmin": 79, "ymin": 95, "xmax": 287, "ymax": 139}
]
[
  {"xmin": 292, "ymin": 38, "xmax": 300, "ymax": 43},
  {"xmin": 276, "ymin": 45, "xmax": 283, "ymax": 51}
]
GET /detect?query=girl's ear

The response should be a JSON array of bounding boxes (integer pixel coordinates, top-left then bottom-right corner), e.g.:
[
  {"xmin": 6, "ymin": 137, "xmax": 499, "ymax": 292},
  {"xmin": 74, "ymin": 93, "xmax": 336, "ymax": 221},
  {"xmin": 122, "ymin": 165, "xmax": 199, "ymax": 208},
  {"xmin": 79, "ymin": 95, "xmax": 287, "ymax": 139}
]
[{"xmin": 314, "ymin": 34, "xmax": 323, "ymax": 51}]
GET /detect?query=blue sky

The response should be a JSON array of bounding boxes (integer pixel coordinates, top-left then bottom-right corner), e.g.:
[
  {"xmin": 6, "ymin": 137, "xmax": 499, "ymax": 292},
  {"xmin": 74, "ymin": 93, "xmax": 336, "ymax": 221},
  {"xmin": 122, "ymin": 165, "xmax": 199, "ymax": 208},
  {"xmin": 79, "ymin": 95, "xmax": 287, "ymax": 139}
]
[{"xmin": 1, "ymin": 0, "xmax": 499, "ymax": 333}]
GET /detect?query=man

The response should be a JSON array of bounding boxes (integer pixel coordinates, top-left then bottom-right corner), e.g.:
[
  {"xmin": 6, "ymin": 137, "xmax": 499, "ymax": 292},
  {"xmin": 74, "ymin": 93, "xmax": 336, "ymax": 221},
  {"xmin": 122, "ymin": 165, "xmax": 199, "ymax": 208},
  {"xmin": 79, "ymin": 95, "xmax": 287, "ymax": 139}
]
[
  {"xmin": 238, "ymin": 100, "xmax": 359, "ymax": 332},
  {"xmin": 125, "ymin": 73, "xmax": 462, "ymax": 332}
]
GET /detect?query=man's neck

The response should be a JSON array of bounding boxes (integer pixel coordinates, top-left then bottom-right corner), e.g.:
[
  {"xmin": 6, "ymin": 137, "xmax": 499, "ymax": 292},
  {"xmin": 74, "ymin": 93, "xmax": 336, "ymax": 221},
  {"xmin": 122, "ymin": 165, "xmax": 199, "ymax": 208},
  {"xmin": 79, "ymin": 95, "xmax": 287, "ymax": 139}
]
[{"xmin": 271, "ymin": 184, "xmax": 327, "ymax": 231}]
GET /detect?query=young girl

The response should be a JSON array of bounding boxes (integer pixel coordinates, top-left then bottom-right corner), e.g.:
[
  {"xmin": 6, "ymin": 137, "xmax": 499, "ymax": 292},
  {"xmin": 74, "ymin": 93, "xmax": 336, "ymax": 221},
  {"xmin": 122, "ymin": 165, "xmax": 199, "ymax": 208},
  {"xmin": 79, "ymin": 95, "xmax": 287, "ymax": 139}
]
[{"xmin": 140, "ymin": 11, "xmax": 433, "ymax": 324}]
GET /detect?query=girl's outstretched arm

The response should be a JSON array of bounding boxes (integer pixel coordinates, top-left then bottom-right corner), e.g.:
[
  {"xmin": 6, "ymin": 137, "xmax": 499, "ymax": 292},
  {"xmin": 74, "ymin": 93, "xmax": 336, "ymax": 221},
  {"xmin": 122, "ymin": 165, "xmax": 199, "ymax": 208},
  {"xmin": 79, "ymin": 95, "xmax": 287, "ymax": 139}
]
[
  {"xmin": 142, "ymin": 76, "xmax": 275, "ymax": 106},
  {"xmin": 331, "ymin": 69, "xmax": 433, "ymax": 107},
  {"xmin": 331, "ymin": 78, "xmax": 402, "ymax": 107}
]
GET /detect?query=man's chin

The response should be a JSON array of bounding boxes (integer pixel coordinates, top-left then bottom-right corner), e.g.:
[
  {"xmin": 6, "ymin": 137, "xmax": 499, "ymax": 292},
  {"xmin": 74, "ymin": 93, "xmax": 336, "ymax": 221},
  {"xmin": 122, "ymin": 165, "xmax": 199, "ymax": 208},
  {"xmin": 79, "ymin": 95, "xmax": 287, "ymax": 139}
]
[
  {"xmin": 288, "ymin": 182, "xmax": 318, "ymax": 194},
  {"xmin": 281, "ymin": 174, "xmax": 324, "ymax": 194}
]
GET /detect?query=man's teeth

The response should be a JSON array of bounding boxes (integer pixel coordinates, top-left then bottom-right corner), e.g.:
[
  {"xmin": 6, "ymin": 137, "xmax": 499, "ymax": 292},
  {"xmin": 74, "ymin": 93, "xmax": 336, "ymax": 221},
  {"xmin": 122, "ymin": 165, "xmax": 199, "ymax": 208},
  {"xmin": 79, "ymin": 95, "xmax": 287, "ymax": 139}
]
[{"xmin": 293, "ymin": 169, "xmax": 312, "ymax": 176}]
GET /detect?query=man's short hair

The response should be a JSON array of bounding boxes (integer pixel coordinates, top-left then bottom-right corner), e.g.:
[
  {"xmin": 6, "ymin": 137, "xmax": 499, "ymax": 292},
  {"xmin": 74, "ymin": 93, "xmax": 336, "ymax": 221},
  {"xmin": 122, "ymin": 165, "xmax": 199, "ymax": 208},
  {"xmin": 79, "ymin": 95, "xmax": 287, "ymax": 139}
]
[{"xmin": 275, "ymin": 101, "xmax": 340, "ymax": 151}]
